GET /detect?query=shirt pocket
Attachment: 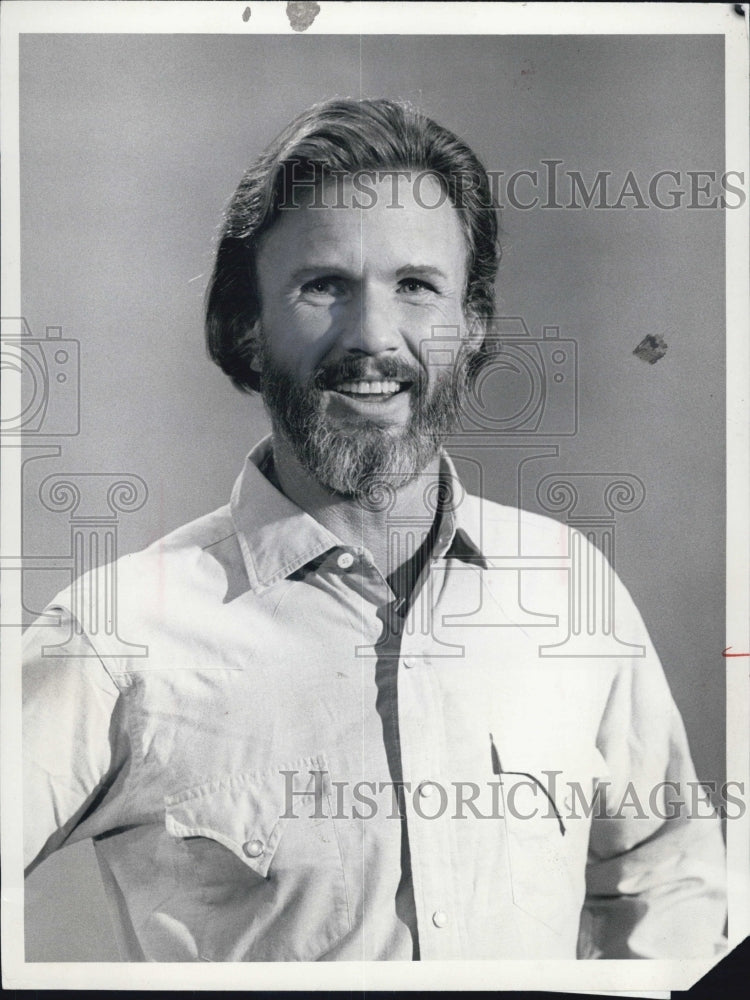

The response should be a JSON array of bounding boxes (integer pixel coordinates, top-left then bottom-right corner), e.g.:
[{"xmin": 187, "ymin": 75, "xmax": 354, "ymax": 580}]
[
  {"xmin": 164, "ymin": 752, "xmax": 350, "ymax": 961},
  {"xmin": 501, "ymin": 748, "xmax": 609, "ymax": 935}
]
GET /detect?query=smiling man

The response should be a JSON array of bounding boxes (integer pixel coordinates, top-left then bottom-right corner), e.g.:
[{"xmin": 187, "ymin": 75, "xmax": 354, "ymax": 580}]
[
  {"xmin": 23, "ymin": 99, "xmax": 726, "ymax": 962},
  {"xmin": 236, "ymin": 164, "xmax": 480, "ymax": 593}
]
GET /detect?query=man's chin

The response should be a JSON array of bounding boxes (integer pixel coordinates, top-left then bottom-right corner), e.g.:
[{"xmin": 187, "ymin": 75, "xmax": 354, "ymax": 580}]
[
  {"xmin": 317, "ymin": 417, "xmax": 404, "ymax": 438},
  {"xmin": 284, "ymin": 423, "xmax": 437, "ymax": 502}
]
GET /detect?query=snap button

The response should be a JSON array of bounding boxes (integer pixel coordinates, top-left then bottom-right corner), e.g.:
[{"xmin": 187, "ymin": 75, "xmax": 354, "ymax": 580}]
[
  {"xmin": 337, "ymin": 551, "xmax": 355, "ymax": 570},
  {"xmin": 418, "ymin": 782, "xmax": 436, "ymax": 798},
  {"xmin": 432, "ymin": 910, "xmax": 448, "ymax": 928},
  {"xmin": 243, "ymin": 839, "xmax": 264, "ymax": 858}
]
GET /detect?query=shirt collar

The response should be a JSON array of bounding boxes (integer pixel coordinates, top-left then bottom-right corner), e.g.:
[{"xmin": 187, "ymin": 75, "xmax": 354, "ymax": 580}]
[
  {"xmin": 434, "ymin": 460, "xmax": 486, "ymax": 567},
  {"xmin": 230, "ymin": 435, "xmax": 486, "ymax": 593}
]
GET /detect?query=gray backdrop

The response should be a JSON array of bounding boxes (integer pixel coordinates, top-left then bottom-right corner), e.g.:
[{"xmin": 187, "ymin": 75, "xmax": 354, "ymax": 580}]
[{"xmin": 19, "ymin": 34, "xmax": 725, "ymax": 960}]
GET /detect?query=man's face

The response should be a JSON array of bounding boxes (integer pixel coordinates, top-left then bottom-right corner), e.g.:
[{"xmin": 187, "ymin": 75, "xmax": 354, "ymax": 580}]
[{"xmin": 254, "ymin": 173, "xmax": 479, "ymax": 499}]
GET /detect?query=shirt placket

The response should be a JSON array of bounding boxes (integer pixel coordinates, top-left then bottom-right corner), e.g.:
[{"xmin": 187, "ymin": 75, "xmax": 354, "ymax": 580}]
[
  {"xmin": 327, "ymin": 543, "xmax": 421, "ymax": 958},
  {"xmin": 395, "ymin": 545, "xmax": 466, "ymax": 960}
]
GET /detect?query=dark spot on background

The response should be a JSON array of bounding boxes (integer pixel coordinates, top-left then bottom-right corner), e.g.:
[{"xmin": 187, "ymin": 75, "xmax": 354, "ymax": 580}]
[
  {"xmin": 286, "ymin": 1, "xmax": 320, "ymax": 31},
  {"xmin": 242, "ymin": 7, "xmax": 251, "ymax": 22},
  {"xmin": 633, "ymin": 334, "xmax": 668, "ymax": 365}
]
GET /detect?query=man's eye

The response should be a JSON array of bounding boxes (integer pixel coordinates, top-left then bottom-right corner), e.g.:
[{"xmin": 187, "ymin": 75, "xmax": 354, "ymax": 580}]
[
  {"xmin": 398, "ymin": 278, "xmax": 437, "ymax": 295},
  {"xmin": 301, "ymin": 277, "xmax": 346, "ymax": 297}
]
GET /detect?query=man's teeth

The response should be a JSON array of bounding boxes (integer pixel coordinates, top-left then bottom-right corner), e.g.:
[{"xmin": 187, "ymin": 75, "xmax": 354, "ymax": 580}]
[{"xmin": 335, "ymin": 380, "xmax": 402, "ymax": 395}]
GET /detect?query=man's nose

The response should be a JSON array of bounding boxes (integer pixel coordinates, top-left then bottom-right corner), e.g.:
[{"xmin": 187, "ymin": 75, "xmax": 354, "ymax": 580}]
[{"xmin": 337, "ymin": 286, "xmax": 401, "ymax": 355}]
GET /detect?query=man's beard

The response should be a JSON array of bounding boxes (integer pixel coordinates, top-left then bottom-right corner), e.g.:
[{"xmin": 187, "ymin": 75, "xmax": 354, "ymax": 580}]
[{"xmin": 259, "ymin": 344, "xmax": 473, "ymax": 503}]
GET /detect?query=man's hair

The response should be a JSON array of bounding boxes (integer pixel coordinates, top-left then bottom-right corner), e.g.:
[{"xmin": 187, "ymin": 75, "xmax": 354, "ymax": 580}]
[{"xmin": 205, "ymin": 97, "xmax": 501, "ymax": 393}]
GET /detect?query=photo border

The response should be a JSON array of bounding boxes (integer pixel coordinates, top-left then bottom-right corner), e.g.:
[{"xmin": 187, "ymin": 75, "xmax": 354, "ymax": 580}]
[{"xmin": 1, "ymin": 1, "xmax": 748, "ymax": 992}]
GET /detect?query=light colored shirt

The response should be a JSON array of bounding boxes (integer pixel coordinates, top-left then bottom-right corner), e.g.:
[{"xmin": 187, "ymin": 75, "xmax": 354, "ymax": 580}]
[{"xmin": 23, "ymin": 438, "xmax": 726, "ymax": 961}]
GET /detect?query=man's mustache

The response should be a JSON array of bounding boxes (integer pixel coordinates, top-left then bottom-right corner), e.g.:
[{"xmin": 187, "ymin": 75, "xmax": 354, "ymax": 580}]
[{"xmin": 312, "ymin": 355, "xmax": 424, "ymax": 390}]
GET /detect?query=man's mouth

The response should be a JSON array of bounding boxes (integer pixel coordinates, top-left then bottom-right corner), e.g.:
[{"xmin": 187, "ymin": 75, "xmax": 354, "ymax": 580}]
[{"xmin": 331, "ymin": 379, "xmax": 412, "ymax": 400}]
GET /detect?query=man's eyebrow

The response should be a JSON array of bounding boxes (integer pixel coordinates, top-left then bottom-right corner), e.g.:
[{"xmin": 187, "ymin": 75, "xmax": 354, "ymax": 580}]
[
  {"xmin": 394, "ymin": 265, "xmax": 449, "ymax": 281},
  {"xmin": 288, "ymin": 264, "xmax": 451, "ymax": 283},
  {"xmin": 289, "ymin": 266, "xmax": 353, "ymax": 282}
]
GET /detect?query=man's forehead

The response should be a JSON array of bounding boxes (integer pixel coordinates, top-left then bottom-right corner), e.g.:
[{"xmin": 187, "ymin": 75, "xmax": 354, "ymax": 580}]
[{"xmin": 264, "ymin": 170, "xmax": 468, "ymax": 267}]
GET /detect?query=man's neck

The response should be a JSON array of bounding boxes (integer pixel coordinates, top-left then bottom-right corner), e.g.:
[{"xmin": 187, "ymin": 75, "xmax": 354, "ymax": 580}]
[{"xmin": 269, "ymin": 435, "xmax": 444, "ymax": 601}]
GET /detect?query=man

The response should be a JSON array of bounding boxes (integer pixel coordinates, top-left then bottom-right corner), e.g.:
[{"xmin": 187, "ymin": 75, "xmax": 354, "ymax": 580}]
[{"xmin": 23, "ymin": 98, "xmax": 726, "ymax": 962}]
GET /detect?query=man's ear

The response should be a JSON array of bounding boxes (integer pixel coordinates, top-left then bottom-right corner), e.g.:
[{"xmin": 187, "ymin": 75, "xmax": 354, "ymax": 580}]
[
  {"xmin": 465, "ymin": 314, "xmax": 487, "ymax": 352},
  {"xmin": 245, "ymin": 320, "xmax": 263, "ymax": 374}
]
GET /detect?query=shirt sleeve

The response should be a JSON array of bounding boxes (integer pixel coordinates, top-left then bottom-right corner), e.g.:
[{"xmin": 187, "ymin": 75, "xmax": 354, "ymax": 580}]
[
  {"xmin": 578, "ymin": 555, "xmax": 727, "ymax": 959},
  {"xmin": 23, "ymin": 602, "xmax": 122, "ymax": 875}
]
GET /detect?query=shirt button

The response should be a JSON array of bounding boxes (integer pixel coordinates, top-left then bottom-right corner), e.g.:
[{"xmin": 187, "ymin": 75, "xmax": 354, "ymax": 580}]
[
  {"xmin": 418, "ymin": 782, "xmax": 436, "ymax": 798},
  {"xmin": 432, "ymin": 910, "xmax": 448, "ymax": 928},
  {"xmin": 402, "ymin": 659, "xmax": 415, "ymax": 669},
  {"xmin": 337, "ymin": 551, "xmax": 355, "ymax": 570},
  {"xmin": 243, "ymin": 839, "xmax": 264, "ymax": 858}
]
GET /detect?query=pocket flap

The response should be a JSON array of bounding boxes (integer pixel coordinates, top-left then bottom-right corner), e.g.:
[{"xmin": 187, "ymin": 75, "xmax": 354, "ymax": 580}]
[{"xmin": 164, "ymin": 753, "xmax": 330, "ymax": 878}]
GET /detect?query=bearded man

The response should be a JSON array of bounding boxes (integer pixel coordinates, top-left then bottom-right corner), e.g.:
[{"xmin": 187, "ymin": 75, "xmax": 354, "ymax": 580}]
[{"xmin": 23, "ymin": 98, "xmax": 726, "ymax": 962}]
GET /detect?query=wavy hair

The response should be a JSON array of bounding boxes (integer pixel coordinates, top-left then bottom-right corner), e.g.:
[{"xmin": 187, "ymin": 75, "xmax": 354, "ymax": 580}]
[{"xmin": 205, "ymin": 98, "xmax": 501, "ymax": 393}]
